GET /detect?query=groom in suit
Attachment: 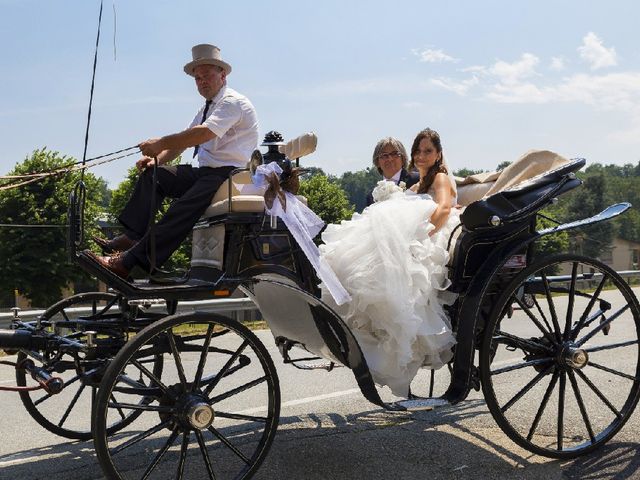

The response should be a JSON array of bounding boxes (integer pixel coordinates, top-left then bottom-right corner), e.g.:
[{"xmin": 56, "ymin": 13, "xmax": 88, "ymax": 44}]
[{"xmin": 366, "ymin": 137, "xmax": 420, "ymax": 206}]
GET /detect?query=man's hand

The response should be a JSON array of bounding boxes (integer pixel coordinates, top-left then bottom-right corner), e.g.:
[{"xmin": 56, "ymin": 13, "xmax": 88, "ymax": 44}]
[
  {"xmin": 138, "ymin": 138, "xmax": 165, "ymax": 158},
  {"xmin": 135, "ymin": 156, "xmax": 156, "ymax": 172}
]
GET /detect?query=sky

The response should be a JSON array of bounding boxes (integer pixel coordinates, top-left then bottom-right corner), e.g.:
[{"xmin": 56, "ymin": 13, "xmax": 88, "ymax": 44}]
[{"xmin": 1, "ymin": 0, "xmax": 640, "ymax": 187}]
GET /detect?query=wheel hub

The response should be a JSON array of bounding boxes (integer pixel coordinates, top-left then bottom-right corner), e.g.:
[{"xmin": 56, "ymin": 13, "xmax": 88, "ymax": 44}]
[
  {"xmin": 561, "ymin": 345, "xmax": 589, "ymax": 369},
  {"xmin": 186, "ymin": 400, "xmax": 215, "ymax": 430}
]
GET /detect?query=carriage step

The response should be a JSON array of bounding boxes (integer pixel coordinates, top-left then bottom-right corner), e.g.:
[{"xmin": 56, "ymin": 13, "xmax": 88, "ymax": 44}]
[
  {"xmin": 294, "ymin": 361, "xmax": 338, "ymax": 371},
  {"xmin": 393, "ymin": 398, "xmax": 451, "ymax": 411}
]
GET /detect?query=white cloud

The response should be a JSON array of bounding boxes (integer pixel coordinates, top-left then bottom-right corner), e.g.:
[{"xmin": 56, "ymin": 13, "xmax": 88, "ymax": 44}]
[
  {"xmin": 489, "ymin": 53, "xmax": 540, "ymax": 84},
  {"xmin": 430, "ymin": 76, "xmax": 479, "ymax": 96},
  {"xmin": 578, "ymin": 32, "xmax": 617, "ymax": 70},
  {"xmin": 550, "ymin": 57, "xmax": 565, "ymax": 71},
  {"xmin": 486, "ymin": 82, "xmax": 548, "ymax": 104},
  {"xmin": 413, "ymin": 47, "xmax": 458, "ymax": 63},
  {"xmin": 483, "ymin": 72, "xmax": 640, "ymax": 112}
]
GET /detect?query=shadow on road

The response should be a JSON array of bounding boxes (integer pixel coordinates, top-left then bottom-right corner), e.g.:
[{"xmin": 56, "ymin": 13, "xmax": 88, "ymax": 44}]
[{"xmin": 0, "ymin": 399, "xmax": 637, "ymax": 479}]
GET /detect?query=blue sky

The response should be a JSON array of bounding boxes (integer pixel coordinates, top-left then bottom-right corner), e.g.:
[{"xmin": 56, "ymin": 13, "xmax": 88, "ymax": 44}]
[{"xmin": 1, "ymin": 0, "xmax": 639, "ymax": 186}]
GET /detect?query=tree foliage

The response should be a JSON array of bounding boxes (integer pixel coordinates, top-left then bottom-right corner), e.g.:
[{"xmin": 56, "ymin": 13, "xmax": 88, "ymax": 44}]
[
  {"xmin": 298, "ymin": 174, "xmax": 354, "ymax": 225},
  {"xmin": 453, "ymin": 168, "xmax": 486, "ymax": 178},
  {"xmin": 0, "ymin": 149, "xmax": 107, "ymax": 307},
  {"xmin": 335, "ymin": 167, "xmax": 381, "ymax": 213}
]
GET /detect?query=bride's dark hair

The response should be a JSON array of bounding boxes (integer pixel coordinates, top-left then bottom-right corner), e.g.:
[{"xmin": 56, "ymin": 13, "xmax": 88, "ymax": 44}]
[{"xmin": 409, "ymin": 128, "xmax": 448, "ymax": 194}]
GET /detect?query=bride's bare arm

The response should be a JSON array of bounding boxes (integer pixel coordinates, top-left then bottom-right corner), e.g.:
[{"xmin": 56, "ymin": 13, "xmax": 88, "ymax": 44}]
[{"xmin": 429, "ymin": 173, "xmax": 454, "ymax": 234}]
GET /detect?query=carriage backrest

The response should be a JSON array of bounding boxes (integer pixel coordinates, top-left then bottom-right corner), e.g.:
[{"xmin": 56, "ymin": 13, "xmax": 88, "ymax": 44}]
[
  {"xmin": 454, "ymin": 150, "xmax": 574, "ymax": 207},
  {"xmin": 446, "ymin": 157, "xmax": 585, "ymax": 291},
  {"xmin": 460, "ymin": 157, "xmax": 585, "ymax": 231}
]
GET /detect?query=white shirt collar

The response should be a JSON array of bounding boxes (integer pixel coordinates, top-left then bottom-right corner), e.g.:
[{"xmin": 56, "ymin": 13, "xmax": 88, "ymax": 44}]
[
  {"xmin": 207, "ymin": 84, "xmax": 227, "ymax": 106},
  {"xmin": 385, "ymin": 169, "xmax": 402, "ymax": 184}
]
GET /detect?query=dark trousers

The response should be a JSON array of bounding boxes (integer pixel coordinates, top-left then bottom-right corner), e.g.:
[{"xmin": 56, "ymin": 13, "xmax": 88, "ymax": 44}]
[{"xmin": 118, "ymin": 164, "xmax": 234, "ymax": 271}]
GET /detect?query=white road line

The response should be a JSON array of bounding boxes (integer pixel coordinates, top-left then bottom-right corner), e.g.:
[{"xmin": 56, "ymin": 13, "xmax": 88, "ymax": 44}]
[
  {"xmin": 239, "ymin": 388, "xmax": 362, "ymax": 415},
  {"xmin": 0, "ymin": 451, "xmax": 70, "ymax": 467}
]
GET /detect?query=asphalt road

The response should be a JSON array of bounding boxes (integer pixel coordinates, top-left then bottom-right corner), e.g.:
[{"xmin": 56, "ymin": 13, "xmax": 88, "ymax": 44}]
[{"xmin": 1, "ymin": 288, "xmax": 640, "ymax": 480}]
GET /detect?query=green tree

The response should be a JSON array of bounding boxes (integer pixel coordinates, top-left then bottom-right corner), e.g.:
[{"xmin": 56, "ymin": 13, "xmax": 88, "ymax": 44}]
[
  {"xmin": 566, "ymin": 174, "xmax": 614, "ymax": 259},
  {"xmin": 534, "ymin": 212, "xmax": 570, "ymax": 259},
  {"xmin": 453, "ymin": 168, "xmax": 486, "ymax": 178},
  {"xmin": 337, "ymin": 167, "xmax": 381, "ymax": 213},
  {"xmin": 108, "ymin": 160, "xmax": 191, "ymax": 273},
  {"xmin": 0, "ymin": 149, "xmax": 107, "ymax": 307},
  {"xmin": 298, "ymin": 174, "xmax": 354, "ymax": 225}
]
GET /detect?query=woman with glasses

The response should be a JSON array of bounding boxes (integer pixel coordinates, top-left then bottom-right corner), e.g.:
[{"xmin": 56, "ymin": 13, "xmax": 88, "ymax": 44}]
[
  {"xmin": 365, "ymin": 137, "xmax": 420, "ymax": 206},
  {"xmin": 319, "ymin": 128, "xmax": 459, "ymax": 397}
]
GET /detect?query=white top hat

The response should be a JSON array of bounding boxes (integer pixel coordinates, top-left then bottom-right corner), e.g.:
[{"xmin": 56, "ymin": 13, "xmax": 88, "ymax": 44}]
[{"xmin": 183, "ymin": 44, "xmax": 232, "ymax": 76}]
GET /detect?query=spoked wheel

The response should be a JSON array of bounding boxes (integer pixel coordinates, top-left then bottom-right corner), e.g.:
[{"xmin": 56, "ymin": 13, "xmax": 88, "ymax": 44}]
[
  {"xmin": 94, "ymin": 312, "xmax": 280, "ymax": 480},
  {"xmin": 16, "ymin": 292, "xmax": 162, "ymax": 440},
  {"xmin": 480, "ymin": 254, "xmax": 640, "ymax": 458}
]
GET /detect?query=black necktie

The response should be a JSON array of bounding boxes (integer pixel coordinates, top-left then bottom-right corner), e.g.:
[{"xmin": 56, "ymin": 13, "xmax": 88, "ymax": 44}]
[{"xmin": 193, "ymin": 100, "xmax": 213, "ymax": 158}]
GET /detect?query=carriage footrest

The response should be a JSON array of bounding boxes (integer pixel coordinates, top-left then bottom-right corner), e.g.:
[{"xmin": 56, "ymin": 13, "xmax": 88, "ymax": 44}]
[
  {"xmin": 392, "ymin": 398, "xmax": 451, "ymax": 411},
  {"xmin": 292, "ymin": 360, "xmax": 338, "ymax": 371}
]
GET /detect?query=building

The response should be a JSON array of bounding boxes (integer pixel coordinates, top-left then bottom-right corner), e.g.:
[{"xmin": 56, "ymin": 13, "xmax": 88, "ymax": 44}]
[{"xmin": 605, "ymin": 237, "xmax": 640, "ymax": 271}]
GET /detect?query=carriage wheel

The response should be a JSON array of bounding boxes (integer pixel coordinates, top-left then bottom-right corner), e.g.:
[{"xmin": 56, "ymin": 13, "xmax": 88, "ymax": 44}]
[
  {"xmin": 480, "ymin": 254, "xmax": 640, "ymax": 458},
  {"xmin": 16, "ymin": 292, "xmax": 162, "ymax": 440},
  {"xmin": 94, "ymin": 311, "xmax": 280, "ymax": 480}
]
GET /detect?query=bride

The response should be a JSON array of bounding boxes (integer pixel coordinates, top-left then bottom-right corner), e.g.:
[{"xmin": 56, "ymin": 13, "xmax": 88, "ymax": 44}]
[{"xmin": 319, "ymin": 128, "xmax": 459, "ymax": 397}]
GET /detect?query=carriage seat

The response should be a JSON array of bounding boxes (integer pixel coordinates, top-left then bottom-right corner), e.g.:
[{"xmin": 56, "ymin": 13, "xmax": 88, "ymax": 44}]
[
  {"xmin": 202, "ymin": 170, "xmax": 267, "ymax": 217},
  {"xmin": 200, "ymin": 170, "xmax": 309, "ymax": 218},
  {"xmin": 446, "ymin": 153, "xmax": 584, "ymax": 290},
  {"xmin": 455, "ymin": 150, "xmax": 572, "ymax": 207}
]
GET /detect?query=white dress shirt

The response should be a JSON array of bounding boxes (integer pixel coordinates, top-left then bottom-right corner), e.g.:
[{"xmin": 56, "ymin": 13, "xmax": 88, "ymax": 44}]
[{"xmin": 188, "ymin": 85, "xmax": 259, "ymax": 168}]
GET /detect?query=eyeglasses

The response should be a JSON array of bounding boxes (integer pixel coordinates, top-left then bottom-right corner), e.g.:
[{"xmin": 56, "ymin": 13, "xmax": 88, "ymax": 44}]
[{"xmin": 378, "ymin": 151, "xmax": 402, "ymax": 161}]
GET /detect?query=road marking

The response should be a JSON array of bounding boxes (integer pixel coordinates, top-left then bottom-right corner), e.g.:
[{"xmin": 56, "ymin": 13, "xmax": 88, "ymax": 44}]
[
  {"xmin": 239, "ymin": 388, "xmax": 361, "ymax": 415},
  {"xmin": 0, "ymin": 451, "xmax": 70, "ymax": 467}
]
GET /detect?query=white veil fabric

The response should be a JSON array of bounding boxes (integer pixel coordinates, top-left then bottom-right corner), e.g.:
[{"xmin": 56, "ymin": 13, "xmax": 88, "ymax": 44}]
[{"xmin": 252, "ymin": 163, "xmax": 352, "ymax": 306}]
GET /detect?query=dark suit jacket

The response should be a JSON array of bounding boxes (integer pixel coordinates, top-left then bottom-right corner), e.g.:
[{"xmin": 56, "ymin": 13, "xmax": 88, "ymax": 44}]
[{"xmin": 366, "ymin": 168, "xmax": 420, "ymax": 206}]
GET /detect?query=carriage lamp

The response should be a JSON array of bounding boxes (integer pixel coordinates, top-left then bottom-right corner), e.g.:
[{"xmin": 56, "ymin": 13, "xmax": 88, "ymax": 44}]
[{"xmin": 261, "ymin": 131, "xmax": 287, "ymax": 166}]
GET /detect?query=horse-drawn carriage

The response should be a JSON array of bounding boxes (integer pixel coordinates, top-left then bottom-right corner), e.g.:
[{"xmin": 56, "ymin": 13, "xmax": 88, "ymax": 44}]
[{"xmin": 1, "ymin": 133, "xmax": 638, "ymax": 479}]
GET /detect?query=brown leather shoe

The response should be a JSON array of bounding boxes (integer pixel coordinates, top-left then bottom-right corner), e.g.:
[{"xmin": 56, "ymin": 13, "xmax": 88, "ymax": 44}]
[
  {"xmin": 85, "ymin": 250, "xmax": 130, "ymax": 279},
  {"xmin": 93, "ymin": 234, "xmax": 136, "ymax": 254}
]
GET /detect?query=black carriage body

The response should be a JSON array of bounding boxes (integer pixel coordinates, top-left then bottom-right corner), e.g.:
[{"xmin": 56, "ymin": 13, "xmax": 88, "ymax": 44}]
[{"xmin": 191, "ymin": 211, "xmax": 319, "ymax": 295}]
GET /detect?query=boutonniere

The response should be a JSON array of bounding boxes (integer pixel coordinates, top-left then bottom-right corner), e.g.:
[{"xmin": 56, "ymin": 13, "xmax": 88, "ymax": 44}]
[{"xmin": 398, "ymin": 181, "xmax": 406, "ymax": 190}]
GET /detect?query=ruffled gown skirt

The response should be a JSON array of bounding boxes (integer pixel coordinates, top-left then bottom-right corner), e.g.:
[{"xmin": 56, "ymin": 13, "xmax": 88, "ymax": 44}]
[{"xmin": 319, "ymin": 192, "xmax": 459, "ymax": 397}]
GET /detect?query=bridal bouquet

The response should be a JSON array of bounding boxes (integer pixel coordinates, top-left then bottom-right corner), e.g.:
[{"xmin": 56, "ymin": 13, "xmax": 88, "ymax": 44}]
[{"xmin": 372, "ymin": 180, "xmax": 406, "ymax": 203}]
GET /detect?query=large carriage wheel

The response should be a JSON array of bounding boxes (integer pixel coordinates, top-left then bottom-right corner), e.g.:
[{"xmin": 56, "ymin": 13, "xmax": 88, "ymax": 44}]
[
  {"xmin": 16, "ymin": 292, "xmax": 162, "ymax": 440},
  {"xmin": 94, "ymin": 311, "xmax": 280, "ymax": 480},
  {"xmin": 480, "ymin": 254, "xmax": 640, "ymax": 458}
]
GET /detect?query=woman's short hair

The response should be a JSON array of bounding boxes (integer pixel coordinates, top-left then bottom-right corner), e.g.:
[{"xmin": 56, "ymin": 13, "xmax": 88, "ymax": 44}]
[{"xmin": 372, "ymin": 137, "xmax": 409, "ymax": 175}]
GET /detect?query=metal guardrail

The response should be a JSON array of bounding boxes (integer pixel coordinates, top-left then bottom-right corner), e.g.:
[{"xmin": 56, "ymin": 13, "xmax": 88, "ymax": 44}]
[{"xmin": 0, "ymin": 297, "xmax": 258, "ymax": 329}]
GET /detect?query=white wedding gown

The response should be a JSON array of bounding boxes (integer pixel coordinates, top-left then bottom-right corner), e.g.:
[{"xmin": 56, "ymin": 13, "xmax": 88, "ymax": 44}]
[{"xmin": 319, "ymin": 182, "xmax": 460, "ymax": 397}]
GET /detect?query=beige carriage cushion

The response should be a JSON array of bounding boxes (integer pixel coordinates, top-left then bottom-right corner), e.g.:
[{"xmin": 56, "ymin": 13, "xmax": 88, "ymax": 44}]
[
  {"xmin": 278, "ymin": 132, "xmax": 318, "ymax": 159},
  {"xmin": 456, "ymin": 182, "xmax": 495, "ymax": 207},
  {"xmin": 484, "ymin": 150, "xmax": 570, "ymax": 197},
  {"xmin": 210, "ymin": 170, "xmax": 257, "ymax": 205},
  {"xmin": 453, "ymin": 150, "xmax": 571, "ymax": 206},
  {"xmin": 203, "ymin": 195, "xmax": 266, "ymax": 217}
]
